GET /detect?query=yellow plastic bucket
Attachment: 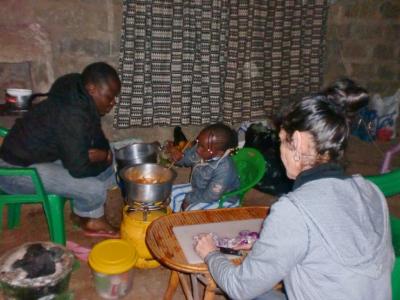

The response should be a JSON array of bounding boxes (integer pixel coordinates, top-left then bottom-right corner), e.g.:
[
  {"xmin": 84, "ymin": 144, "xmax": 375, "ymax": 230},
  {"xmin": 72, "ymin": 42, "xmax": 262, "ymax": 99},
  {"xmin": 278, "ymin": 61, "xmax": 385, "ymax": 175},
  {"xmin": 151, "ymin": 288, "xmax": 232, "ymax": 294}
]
[
  {"xmin": 120, "ymin": 205, "xmax": 168, "ymax": 269},
  {"xmin": 89, "ymin": 239, "xmax": 137, "ymax": 299}
]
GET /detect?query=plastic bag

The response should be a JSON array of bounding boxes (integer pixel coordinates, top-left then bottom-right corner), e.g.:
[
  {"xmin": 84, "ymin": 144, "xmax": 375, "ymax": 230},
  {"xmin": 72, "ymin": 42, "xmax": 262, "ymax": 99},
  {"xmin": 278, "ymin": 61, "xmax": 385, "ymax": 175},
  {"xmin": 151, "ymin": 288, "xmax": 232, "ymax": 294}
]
[
  {"xmin": 369, "ymin": 88, "xmax": 400, "ymax": 140},
  {"xmin": 351, "ymin": 107, "xmax": 378, "ymax": 142}
]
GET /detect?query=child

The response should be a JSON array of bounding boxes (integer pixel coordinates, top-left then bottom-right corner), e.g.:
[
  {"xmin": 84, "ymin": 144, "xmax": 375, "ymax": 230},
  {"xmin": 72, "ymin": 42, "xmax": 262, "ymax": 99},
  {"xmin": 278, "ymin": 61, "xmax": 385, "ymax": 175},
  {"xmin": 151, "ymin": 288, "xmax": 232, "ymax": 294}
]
[{"xmin": 167, "ymin": 123, "xmax": 240, "ymax": 212}]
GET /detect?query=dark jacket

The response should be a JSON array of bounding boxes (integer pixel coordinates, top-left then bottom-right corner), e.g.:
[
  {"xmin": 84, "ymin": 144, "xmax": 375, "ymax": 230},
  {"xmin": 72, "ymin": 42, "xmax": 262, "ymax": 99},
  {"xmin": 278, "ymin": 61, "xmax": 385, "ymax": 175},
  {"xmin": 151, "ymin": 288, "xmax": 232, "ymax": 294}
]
[{"xmin": 0, "ymin": 73, "xmax": 110, "ymax": 178}]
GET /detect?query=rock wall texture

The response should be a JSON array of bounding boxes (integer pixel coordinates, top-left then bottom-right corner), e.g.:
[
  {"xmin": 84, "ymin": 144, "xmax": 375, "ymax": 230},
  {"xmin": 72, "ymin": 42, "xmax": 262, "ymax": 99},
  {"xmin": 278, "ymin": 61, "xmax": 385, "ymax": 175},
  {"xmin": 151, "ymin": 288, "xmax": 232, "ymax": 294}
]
[
  {"xmin": 324, "ymin": 0, "xmax": 400, "ymax": 95},
  {"xmin": 0, "ymin": 0, "xmax": 121, "ymax": 92},
  {"xmin": 0, "ymin": 0, "xmax": 398, "ymax": 139}
]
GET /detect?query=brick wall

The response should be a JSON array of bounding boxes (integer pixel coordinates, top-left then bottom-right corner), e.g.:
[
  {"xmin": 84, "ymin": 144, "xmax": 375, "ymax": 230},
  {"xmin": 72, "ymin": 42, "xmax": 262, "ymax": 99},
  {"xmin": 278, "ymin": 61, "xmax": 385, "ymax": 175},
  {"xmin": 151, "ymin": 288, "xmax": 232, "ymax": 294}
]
[
  {"xmin": 0, "ymin": 63, "xmax": 31, "ymax": 99},
  {"xmin": 0, "ymin": 0, "xmax": 398, "ymax": 137},
  {"xmin": 324, "ymin": 0, "xmax": 400, "ymax": 95},
  {"xmin": 1, "ymin": 1, "xmax": 398, "ymax": 95},
  {"xmin": 0, "ymin": 0, "xmax": 121, "ymax": 80}
]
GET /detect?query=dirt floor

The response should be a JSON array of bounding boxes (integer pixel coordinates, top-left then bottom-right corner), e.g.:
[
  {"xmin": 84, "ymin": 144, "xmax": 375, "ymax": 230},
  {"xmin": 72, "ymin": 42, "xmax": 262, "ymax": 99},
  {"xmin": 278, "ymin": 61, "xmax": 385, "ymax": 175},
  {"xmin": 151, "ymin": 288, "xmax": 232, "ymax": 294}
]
[{"xmin": 1, "ymin": 135, "xmax": 400, "ymax": 300}]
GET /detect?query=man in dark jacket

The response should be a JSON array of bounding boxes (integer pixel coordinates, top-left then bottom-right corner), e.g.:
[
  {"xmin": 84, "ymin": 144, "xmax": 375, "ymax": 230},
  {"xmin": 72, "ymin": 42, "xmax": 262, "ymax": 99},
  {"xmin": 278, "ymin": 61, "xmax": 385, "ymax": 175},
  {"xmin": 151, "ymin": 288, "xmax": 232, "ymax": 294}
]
[{"xmin": 0, "ymin": 62, "xmax": 120, "ymax": 233}]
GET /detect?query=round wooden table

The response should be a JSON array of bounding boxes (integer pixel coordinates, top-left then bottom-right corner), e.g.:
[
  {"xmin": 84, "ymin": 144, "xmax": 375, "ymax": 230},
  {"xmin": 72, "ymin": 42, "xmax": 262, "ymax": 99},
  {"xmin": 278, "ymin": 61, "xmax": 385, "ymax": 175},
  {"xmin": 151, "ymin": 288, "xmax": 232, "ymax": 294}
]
[{"xmin": 146, "ymin": 206, "xmax": 269, "ymax": 300}]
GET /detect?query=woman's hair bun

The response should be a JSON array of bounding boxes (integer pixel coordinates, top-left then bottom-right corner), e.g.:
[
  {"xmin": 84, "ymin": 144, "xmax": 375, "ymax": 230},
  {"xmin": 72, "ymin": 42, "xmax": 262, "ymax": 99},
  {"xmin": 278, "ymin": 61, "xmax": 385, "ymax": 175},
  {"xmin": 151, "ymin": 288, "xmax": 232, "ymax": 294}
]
[{"xmin": 322, "ymin": 77, "xmax": 369, "ymax": 119}]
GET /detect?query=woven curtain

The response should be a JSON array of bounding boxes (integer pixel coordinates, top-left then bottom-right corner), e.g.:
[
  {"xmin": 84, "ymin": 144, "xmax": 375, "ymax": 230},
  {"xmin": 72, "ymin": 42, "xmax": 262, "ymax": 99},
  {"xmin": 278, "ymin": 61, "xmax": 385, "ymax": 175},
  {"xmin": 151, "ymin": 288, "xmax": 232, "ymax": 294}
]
[{"xmin": 115, "ymin": 0, "xmax": 328, "ymax": 128}]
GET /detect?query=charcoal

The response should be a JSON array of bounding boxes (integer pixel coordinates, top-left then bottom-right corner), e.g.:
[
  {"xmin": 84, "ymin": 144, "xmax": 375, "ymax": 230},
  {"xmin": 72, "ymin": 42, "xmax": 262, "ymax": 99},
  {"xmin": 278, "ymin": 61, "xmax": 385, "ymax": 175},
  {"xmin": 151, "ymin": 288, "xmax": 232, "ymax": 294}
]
[{"xmin": 12, "ymin": 244, "xmax": 56, "ymax": 278}]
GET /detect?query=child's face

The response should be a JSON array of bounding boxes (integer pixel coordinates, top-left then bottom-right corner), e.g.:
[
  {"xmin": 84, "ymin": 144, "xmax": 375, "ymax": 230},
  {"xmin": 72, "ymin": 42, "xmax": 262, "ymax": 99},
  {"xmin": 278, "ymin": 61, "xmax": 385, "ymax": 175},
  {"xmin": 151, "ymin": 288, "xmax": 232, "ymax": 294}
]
[{"xmin": 196, "ymin": 131, "xmax": 219, "ymax": 160}]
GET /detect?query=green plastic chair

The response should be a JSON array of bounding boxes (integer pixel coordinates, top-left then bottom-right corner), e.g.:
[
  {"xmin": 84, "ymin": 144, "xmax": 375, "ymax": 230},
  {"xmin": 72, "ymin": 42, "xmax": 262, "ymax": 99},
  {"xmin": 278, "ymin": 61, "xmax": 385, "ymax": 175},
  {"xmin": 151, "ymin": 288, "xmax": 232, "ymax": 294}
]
[
  {"xmin": 0, "ymin": 126, "xmax": 8, "ymax": 137},
  {"xmin": 389, "ymin": 215, "xmax": 400, "ymax": 300},
  {"xmin": 0, "ymin": 126, "xmax": 68, "ymax": 245},
  {"xmin": 367, "ymin": 172, "xmax": 400, "ymax": 300},
  {"xmin": 219, "ymin": 147, "xmax": 266, "ymax": 208}
]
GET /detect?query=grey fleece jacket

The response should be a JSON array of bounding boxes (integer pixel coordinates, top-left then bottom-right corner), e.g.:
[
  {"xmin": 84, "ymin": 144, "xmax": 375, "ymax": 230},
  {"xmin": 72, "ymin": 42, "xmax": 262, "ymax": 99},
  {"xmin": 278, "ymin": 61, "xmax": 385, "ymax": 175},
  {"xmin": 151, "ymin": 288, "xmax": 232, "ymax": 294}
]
[{"xmin": 205, "ymin": 164, "xmax": 394, "ymax": 300}]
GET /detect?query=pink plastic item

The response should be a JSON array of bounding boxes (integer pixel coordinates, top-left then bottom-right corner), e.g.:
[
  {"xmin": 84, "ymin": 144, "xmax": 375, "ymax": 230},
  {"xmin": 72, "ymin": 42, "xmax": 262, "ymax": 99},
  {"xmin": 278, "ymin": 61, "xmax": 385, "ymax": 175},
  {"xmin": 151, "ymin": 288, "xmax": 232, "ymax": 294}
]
[
  {"xmin": 66, "ymin": 241, "xmax": 91, "ymax": 262},
  {"xmin": 380, "ymin": 143, "xmax": 400, "ymax": 174}
]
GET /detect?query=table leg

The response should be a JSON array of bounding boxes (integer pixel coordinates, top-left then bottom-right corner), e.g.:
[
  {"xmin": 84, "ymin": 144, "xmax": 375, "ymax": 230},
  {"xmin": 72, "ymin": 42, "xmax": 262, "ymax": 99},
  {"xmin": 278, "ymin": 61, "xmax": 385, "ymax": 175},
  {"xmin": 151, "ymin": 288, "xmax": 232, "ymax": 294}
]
[
  {"xmin": 178, "ymin": 273, "xmax": 194, "ymax": 300},
  {"xmin": 190, "ymin": 274, "xmax": 200, "ymax": 300},
  {"xmin": 203, "ymin": 273, "xmax": 217, "ymax": 300},
  {"xmin": 164, "ymin": 271, "xmax": 180, "ymax": 300}
]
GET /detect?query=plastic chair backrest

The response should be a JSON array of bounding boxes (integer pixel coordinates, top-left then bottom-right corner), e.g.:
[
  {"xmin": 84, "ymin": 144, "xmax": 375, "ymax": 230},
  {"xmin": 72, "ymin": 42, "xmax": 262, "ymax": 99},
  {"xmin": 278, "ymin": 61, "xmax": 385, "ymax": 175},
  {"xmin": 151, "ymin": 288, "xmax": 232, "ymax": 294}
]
[
  {"xmin": 219, "ymin": 147, "xmax": 266, "ymax": 207},
  {"xmin": 366, "ymin": 170, "xmax": 400, "ymax": 197},
  {"xmin": 0, "ymin": 125, "xmax": 67, "ymax": 245},
  {"xmin": 367, "ymin": 172, "xmax": 400, "ymax": 300},
  {"xmin": 0, "ymin": 126, "xmax": 47, "ymax": 212},
  {"xmin": 0, "ymin": 126, "xmax": 9, "ymax": 138},
  {"xmin": 233, "ymin": 147, "xmax": 266, "ymax": 190},
  {"xmin": 391, "ymin": 215, "xmax": 400, "ymax": 300}
]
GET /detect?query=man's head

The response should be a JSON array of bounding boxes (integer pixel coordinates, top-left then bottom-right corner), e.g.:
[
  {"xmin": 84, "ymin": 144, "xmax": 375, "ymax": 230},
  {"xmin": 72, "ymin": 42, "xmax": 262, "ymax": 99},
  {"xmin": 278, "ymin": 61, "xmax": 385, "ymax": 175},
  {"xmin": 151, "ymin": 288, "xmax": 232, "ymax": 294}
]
[
  {"xmin": 196, "ymin": 123, "xmax": 238, "ymax": 160},
  {"xmin": 82, "ymin": 62, "xmax": 121, "ymax": 115}
]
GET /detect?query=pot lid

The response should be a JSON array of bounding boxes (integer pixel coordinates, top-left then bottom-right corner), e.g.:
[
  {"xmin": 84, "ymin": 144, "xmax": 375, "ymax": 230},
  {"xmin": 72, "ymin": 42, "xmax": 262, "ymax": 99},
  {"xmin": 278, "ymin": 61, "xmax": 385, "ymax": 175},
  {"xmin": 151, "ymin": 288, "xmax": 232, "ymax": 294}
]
[{"xmin": 89, "ymin": 239, "xmax": 137, "ymax": 274}]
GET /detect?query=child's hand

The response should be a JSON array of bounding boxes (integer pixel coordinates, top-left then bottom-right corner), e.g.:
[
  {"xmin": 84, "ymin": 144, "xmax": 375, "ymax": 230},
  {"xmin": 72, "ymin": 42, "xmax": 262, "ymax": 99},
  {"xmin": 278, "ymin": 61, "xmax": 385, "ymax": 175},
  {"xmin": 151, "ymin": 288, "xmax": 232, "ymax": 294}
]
[
  {"xmin": 181, "ymin": 199, "xmax": 190, "ymax": 211},
  {"xmin": 169, "ymin": 148, "xmax": 184, "ymax": 162},
  {"xmin": 165, "ymin": 141, "xmax": 174, "ymax": 152},
  {"xmin": 164, "ymin": 141, "xmax": 182, "ymax": 160}
]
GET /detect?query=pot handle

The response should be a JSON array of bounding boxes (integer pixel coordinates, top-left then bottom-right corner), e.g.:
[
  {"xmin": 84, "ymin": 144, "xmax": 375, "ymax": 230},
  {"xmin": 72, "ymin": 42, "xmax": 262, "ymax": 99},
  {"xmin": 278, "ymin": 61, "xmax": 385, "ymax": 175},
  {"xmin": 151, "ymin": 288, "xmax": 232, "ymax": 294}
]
[{"xmin": 150, "ymin": 141, "xmax": 162, "ymax": 153}]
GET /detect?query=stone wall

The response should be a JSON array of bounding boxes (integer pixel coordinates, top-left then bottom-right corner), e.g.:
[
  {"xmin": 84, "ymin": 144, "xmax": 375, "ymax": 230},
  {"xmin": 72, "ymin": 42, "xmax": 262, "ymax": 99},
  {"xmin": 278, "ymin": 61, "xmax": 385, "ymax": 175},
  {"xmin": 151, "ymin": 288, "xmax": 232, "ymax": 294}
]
[
  {"xmin": 0, "ymin": 63, "xmax": 31, "ymax": 102},
  {"xmin": 0, "ymin": 0, "xmax": 399, "ymax": 141},
  {"xmin": 0, "ymin": 0, "xmax": 121, "ymax": 83},
  {"xmin": 324, "ymin": 0, "xmax": 400, "ymax": 95}
]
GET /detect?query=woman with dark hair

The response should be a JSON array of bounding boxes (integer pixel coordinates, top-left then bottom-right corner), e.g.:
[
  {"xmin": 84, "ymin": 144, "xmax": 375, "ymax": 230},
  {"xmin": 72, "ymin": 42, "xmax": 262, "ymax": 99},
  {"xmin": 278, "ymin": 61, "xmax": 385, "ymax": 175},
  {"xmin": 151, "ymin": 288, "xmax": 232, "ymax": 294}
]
[{"xmin": 194, "ymin": 93, "xmax": 394, "ymax": 300}]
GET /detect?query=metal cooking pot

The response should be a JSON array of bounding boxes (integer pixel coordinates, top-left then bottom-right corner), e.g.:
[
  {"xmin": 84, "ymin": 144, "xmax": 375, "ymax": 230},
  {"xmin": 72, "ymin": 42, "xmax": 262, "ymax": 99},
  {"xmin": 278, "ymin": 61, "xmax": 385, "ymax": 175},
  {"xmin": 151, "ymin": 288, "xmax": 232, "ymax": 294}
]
[
  {"xmin": 115, "ymin": 143, "xmax": 159, "ymax": 170},
  {"xmin": 120, "ymin": 164, "xmax": 177, "ymax": 204}
]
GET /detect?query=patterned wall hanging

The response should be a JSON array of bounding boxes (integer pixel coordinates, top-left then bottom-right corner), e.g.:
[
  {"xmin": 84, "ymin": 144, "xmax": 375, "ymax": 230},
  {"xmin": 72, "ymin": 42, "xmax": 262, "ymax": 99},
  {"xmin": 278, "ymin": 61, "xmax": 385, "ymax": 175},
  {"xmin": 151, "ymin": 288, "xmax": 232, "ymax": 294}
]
[{"xmin": 115, "ymin": 0, "xmax": 328, "ymax": 128}]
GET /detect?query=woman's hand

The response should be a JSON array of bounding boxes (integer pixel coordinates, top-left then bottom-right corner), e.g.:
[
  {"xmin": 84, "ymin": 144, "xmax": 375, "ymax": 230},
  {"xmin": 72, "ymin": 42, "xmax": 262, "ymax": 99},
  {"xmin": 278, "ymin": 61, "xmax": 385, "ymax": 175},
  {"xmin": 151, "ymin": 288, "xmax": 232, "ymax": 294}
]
[
  {"xmin": 194, "ymin": 233, "xmax": 219, "ymax": 260},
  {"xmin": 233, "ymin": 242, "xmax": 253, "ymax": 251}
]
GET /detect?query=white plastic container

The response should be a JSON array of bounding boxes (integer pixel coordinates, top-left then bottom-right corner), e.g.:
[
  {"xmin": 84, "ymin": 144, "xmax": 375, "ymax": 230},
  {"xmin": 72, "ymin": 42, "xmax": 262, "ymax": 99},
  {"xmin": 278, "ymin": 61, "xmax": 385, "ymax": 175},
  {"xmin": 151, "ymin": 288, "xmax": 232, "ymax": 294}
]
[
  {"xmin": 88, "ymin": 239, "xmax": 137, "ymax": 299},
  {"xmin": 92, "ymin": 270, "xmax": 134, "ymax": 299},
  {"xmin": 5, "ymin": 88, "xmax": 33, "ymax": 110}
]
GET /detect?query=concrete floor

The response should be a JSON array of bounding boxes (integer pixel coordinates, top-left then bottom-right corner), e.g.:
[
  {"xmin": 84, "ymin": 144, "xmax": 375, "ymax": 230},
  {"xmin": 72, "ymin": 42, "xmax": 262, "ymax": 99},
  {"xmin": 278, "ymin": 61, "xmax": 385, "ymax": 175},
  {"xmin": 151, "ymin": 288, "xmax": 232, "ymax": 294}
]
[{"xmin": 0, "ymin": 135, "xmax": 400, "ymax": 300}]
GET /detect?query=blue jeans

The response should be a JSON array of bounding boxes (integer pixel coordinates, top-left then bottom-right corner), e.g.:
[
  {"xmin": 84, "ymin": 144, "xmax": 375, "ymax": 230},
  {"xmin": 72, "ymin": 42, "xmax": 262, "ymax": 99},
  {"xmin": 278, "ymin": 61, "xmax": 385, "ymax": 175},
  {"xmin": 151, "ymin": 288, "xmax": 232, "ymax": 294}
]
[{"xmin": 0, "ymin": 159, "xmax": 116, "ymax": 218}]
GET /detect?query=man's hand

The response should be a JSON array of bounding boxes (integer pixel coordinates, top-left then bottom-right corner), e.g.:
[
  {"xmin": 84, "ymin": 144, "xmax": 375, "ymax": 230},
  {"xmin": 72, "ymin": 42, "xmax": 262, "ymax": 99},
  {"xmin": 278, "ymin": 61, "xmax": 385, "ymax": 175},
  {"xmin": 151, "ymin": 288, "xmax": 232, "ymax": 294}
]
[
  {"xmin": 88, "ymin": 148, "xmax": 112, "ymax": 164},
  {"xmin": 194, "ymin": 233, "xmax": 219, "ymax": 260}
]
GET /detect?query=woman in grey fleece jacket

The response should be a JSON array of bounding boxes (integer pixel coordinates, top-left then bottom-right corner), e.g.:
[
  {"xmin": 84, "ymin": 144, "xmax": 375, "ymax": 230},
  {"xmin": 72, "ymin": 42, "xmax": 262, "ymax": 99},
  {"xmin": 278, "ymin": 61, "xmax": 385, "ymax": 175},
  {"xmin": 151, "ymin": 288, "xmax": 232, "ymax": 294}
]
[{"xmin": 194, "ymin": 91, "xmax": 394, "ymax": 300}]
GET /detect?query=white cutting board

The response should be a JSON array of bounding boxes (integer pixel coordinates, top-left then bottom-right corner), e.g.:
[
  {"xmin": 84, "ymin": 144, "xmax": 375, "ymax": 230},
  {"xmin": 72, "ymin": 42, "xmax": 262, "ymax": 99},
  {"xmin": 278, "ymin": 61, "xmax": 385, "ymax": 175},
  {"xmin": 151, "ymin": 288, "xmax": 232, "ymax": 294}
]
[{"xmin": 173, "ymin": 219, "xmax": 263, "ymax": 264}]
